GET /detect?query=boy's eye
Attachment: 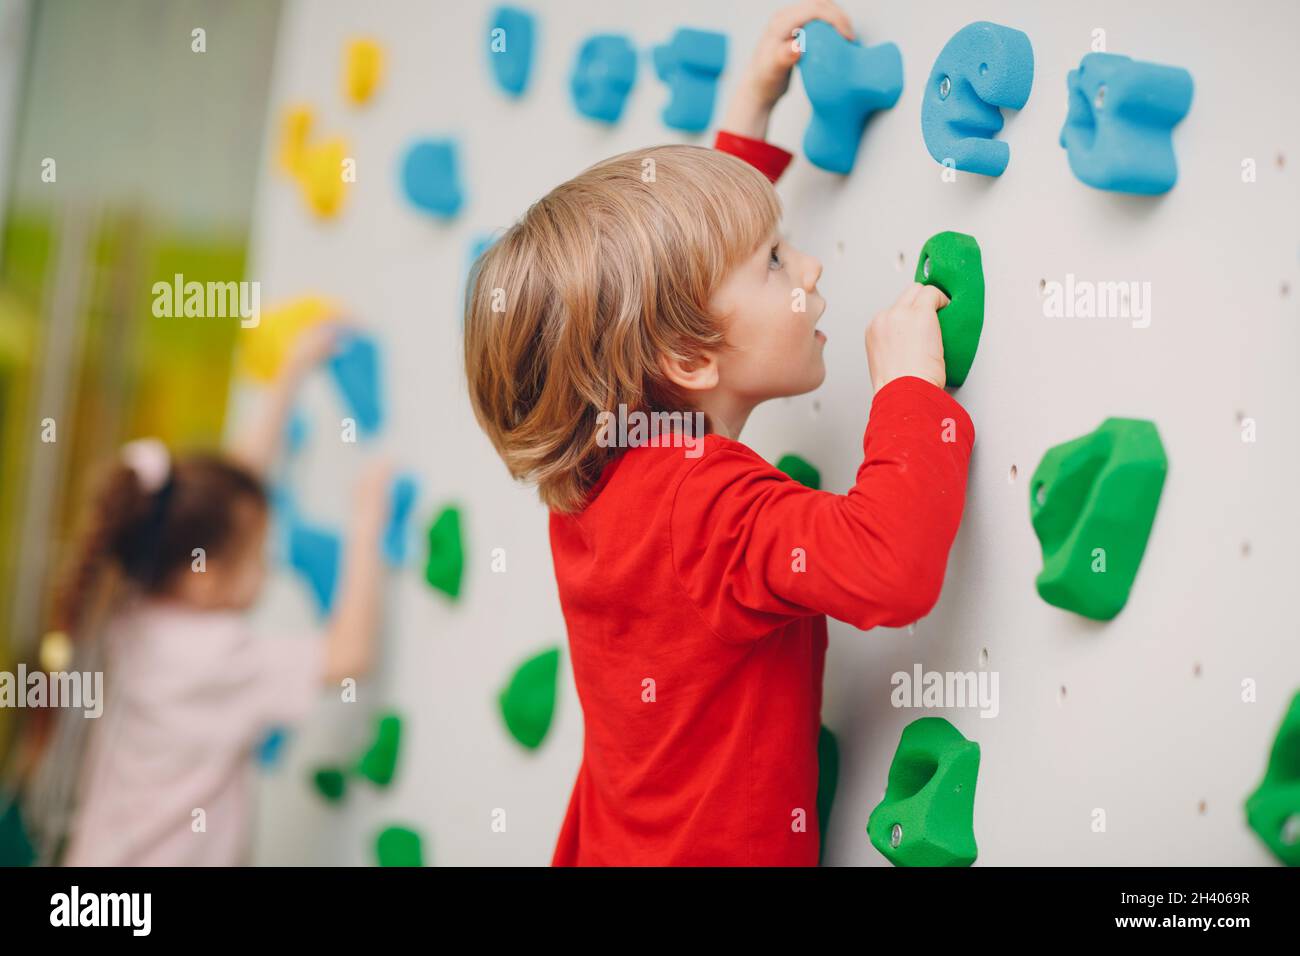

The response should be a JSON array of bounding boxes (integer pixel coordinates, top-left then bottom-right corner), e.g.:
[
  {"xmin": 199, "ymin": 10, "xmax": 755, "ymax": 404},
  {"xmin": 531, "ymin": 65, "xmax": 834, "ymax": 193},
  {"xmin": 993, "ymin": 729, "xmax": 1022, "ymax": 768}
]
[{"xmin": 768, "ymin": 245, "xmax": 783, "ymax": 270}]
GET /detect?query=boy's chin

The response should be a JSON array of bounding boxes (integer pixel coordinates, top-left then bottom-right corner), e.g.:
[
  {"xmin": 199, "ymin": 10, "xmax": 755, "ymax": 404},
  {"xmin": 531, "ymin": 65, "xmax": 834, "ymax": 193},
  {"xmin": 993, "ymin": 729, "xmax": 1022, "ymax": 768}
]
[
  {"xmin": 798, "ymin": 360, "xmax": 828, "ymax": 394},
  {"xmin": 773, "ymin": 364, "xmax": 827, "ymax": 400}
]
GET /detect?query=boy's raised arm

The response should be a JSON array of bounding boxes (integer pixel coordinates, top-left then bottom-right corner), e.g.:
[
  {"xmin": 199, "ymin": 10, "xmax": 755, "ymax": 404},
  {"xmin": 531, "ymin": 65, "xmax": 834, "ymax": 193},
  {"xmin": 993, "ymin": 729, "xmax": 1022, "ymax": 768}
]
[
  {"xmin": 671, "ymin": 375, "xmax": 974, "ymax": 638},
  {"xmin": 713, "ymin": 0, "xmax": 857, "ymax": 184},
  {"xmin": 718, "ymin": 0, "xmax": 855, "ymax": 140}
]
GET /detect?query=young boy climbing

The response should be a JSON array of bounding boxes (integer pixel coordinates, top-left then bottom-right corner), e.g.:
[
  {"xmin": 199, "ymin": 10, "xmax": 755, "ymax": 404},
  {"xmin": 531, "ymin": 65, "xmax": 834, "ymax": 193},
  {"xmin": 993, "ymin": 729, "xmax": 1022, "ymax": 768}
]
[
  {"xmin": 464, "ymin": 0, "xmax": 974, "ymax": 866},
  {"xmin": 54, "ymin": 325, "xmax": 390, "ymax": 866}
]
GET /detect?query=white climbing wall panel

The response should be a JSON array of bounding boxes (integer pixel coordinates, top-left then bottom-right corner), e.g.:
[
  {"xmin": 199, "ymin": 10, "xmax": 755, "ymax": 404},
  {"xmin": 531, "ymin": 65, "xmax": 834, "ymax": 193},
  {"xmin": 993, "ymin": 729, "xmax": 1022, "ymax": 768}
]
[{"xmin": 244, "ymin": 0, "xmax": 1300, "ymax": 865}]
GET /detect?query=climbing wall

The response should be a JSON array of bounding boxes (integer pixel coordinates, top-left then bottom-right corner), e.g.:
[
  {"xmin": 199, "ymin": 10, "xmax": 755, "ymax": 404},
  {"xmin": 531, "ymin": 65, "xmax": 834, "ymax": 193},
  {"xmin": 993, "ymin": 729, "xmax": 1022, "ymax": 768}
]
[{"xmin": 242, "ymin": 0, "xmax": 1300, "ymax": 865}]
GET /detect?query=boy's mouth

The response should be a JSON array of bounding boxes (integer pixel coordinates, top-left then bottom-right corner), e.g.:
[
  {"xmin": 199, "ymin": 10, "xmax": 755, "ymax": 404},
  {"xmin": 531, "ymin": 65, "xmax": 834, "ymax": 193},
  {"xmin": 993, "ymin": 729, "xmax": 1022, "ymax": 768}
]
[{"xmin": 814, "ymin": 329, "xmax": 827, "ymax": 343}]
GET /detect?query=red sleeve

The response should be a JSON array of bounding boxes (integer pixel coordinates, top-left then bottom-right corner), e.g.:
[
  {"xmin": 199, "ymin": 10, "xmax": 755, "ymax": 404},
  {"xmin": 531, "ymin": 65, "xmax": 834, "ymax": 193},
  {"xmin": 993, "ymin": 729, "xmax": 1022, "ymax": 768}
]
[
  {"xmin": 714, "ymin": 130, "xmax": 793, "ymax": 184},
  {"xmin": 670, "ymin": 376, "xmax": 975, "ymax": 640}
]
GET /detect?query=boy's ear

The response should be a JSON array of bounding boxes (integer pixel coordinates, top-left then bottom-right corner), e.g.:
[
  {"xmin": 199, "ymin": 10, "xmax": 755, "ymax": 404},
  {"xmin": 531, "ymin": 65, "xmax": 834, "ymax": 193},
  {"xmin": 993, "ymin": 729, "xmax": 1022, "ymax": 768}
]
[{"xmin": 658, "ymin": 350, "xmax": 719, "ymax": 393}]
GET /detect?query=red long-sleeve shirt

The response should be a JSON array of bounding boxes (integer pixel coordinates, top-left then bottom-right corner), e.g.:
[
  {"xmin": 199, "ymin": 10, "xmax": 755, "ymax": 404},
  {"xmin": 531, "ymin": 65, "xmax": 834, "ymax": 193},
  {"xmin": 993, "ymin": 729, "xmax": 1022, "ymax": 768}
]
[{"xmin": 549, "ymin": 133, "xmax": 975, "ymax": 866}]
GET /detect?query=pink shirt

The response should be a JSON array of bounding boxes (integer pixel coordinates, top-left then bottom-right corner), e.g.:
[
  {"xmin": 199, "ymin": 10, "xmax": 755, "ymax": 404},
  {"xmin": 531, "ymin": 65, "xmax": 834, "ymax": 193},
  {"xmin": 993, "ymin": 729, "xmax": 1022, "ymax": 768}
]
[{"xmin": 63, "ymin": 602, "xmax": 323, "ymax": 866}]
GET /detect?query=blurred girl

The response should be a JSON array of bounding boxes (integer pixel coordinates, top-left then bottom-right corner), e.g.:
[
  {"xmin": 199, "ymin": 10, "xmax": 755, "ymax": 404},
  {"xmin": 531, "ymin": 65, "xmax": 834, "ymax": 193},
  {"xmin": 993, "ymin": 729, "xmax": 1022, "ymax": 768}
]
[{"xmin": 55, "ymin": 327, "xmax": 388, "ymax": 865}]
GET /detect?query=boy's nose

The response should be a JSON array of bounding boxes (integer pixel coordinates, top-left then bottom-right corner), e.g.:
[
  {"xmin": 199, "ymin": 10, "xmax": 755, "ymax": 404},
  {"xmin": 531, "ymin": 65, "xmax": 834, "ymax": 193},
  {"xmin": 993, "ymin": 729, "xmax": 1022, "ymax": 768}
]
[{"xmin": 804, "ymin": 254, "xmax": 823, "ymax": 291}]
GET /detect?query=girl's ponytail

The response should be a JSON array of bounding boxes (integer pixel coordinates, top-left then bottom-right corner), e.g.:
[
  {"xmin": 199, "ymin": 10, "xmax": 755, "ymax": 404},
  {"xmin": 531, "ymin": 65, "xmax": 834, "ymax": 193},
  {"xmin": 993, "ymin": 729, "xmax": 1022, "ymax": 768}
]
[{"xmin": 50, "ymin": 459, "xmax": 155, "ymax": 637}]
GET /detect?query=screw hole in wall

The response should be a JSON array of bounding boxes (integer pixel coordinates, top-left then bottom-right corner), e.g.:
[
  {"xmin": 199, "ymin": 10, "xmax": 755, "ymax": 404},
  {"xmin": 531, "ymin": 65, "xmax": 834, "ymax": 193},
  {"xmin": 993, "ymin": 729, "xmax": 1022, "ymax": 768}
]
[
  {"xmin": 1193, "ymin": 662, "xmax": 1202, "ymax": 677},
  {"xmin": 1008, "ymin": 464, "xmax": 1018, "ymax": 483},
  {"xmin": 895, "ymin": 250, "xmax": 904, "ymax": 271},
  {"xmin": 979, "ymin": 647, "xmax": 989, "ymax": 668},
  {"xmin": 1057, "ymin": 685, "xmax": 1068, "ymax": 704},
  {"xmin": 1242, "ymin": 541, "xmax": 1251, "ymax": 557},
  {"xmin": 1039, "ymin": 277, "xmax": 1047, "ymax": 293}
]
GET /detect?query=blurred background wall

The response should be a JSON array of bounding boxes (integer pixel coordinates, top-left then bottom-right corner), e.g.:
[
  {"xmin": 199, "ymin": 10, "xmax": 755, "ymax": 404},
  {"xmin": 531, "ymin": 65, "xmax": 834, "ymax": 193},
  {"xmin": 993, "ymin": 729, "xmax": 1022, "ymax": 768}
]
[{"xmin": 0, "ymin": 0, "xmax": 279, "ymax": 852}]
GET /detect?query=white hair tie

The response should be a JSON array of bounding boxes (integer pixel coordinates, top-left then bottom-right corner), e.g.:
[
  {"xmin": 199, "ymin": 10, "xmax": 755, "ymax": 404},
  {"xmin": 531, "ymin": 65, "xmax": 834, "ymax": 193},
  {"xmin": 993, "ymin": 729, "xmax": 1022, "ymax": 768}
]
[{"xmin": 121, "ymin": 438, "xmax": 171, "ymax": 494}]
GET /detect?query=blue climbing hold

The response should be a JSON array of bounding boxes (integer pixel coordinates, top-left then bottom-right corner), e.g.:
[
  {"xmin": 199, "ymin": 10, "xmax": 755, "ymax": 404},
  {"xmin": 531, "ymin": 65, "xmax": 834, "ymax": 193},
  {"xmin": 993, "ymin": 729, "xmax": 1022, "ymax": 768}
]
[
  {"xmin": 256, "ymin": 727, "xmax": 289, "ymax": 768},
  {"xmin": 921, "ymin": 21, "xmax": 1034, "ymax": 177},
  {"xmin": 487, "ymin": 6, "xmax": 535, "ymax": 97},
  {"xmin": 463, "ymin": 234, "xmax": 497, "ymax": 323},
  {"xmin": 268, "ymin": 483, "xmax": 298, "ymax": 564},
  {"xmin": 288, "ymin": 518, "xmax": 341, "ymax": 616},
  {"xmin": 1059, "ymin": 52, "xmax": 1193, "ymax": 195},
  {"xmin": 571, "ymin": 34, "xmax": 637, "ymax": 124},
  {"xmin": 468, "ymin": 233, "xmax": 495, "ymax": 268},
  {"xmin": 329, "ymin": 332, "xmax": 383, "ymax": 437},
  {"xmin": 798, "ymin": 19, "xmax": 903, "ymax": 175},
  {"xmin": 383, "ymin": 475, "xmax": 419, "ymax": 567},
  {"xmin": 400, "ymin": 139, "xmax": 464, "ymax": 219},
  {"xmin": 652, "ymin": 28, "xmax": 726, "ymax": 133},
  {"xmin": 285, "ymin": 406, "xmax": 310, "ymax": 457}
]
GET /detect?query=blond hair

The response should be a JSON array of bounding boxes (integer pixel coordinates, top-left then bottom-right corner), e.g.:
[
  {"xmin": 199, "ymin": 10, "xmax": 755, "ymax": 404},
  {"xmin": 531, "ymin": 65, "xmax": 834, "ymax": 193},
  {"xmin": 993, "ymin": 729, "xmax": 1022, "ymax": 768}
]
[{"xmin": 464, "ymin": 144, "xmax": 781, "ymax": 513}]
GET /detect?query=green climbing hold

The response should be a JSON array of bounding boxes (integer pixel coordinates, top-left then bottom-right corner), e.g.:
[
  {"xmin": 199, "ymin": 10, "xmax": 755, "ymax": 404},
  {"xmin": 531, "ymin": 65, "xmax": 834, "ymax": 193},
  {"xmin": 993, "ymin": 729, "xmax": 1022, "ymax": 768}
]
[
  {"xmin": 425, "ymin": 505, "xmax": 465, "ymax": 599},
  {"xmin": 1245, "ymin": 691, "xmax": 1300, "ymax": 866},
  {"xmin": 816, "ymin": 724, "xmax": 839, "ymax": 865},
  {"xmin": 355, "ymin": 713, "xmax": 402, "ymax": 787},
  {"xmin": 1030, "ymin": 418, "xmax": 1167, "ymax": 621},
  {"xmin": 914, "ymin": 231, "xmax": 984, "ymax": 388},
  {"xmin": 0, "ymin": 798, "xmax": 35, "ymax": 867},
  {"xmin": 312, "ymin": 766, "xmax": 347, "ymax": 802},
  {"xmin": 499, "ymin": 646, "xmax": 560, "ymax": 750},
  {"xmin": 777, "ymin": 453, "xmax": 821, "ymax": 490},
  {"xmin": 310, "ymin": 711, "xmax": 403, "ymax": 804},
  {"xmin": 867, "ymin": 717, "xmax": 979, "ymax": 867},
  {"xmin": 375, "ymin": 825, "xmax": 424, "ymax": 867}
]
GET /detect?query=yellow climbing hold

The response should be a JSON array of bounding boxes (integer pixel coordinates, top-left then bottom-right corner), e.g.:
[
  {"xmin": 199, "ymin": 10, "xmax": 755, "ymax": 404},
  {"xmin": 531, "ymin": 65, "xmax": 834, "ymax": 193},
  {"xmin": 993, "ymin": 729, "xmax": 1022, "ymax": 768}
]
[
  {"xmin": 238, "ymin": 295, "xmax": 340, "ymax": 382},
  {"xmin": 344, "ymin": 38, "xmax": 385, "ymax": 105},
  {"xmin": 278, "ymin": 104, "xmax": 314, "ymax": 177},
  {"xmin": 297, "ymin": 136, "xmax": 350, "ymax": 219},
  {"xmin": 275, "ymin": 104, "xmax": 350, "ymax": 219}
]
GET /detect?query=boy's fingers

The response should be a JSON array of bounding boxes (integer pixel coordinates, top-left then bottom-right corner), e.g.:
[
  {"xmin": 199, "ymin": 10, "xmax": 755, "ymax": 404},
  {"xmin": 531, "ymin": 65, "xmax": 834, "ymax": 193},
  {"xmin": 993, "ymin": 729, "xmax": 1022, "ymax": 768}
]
[
  {"xmin": 897, "ymin": 282, "xmax": 926, "ymax": 307},
  {"xmin": 815, "ymin": 0, "xmax": 856, "ymax": 40},
  {"xmin": 774, "ymin": 42, "xmax": 801, "ymax": 67},
  {"xmin": 915, "ymin": 285, "xmax": 950, "ymax": 313},
  {"xmin": 770, "ymin": 0, "xmax": 834, "ymax": 45}
]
